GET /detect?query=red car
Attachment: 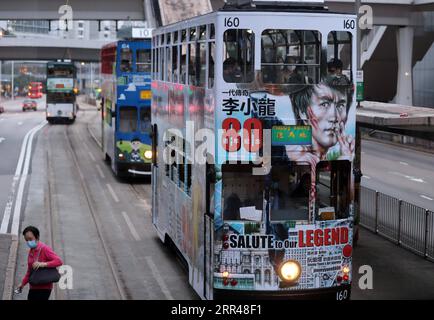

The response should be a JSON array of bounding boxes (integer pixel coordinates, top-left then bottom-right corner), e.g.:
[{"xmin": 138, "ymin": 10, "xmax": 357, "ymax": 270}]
[{"xmin": 22, "ymin": 100, "xmax": 37, "ymax": 112}]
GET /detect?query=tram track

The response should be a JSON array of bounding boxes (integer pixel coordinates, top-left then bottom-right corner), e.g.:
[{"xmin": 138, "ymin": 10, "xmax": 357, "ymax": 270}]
[{"xmin": 63, "ymin": 124, "xmax": 130, "ymax": 300}]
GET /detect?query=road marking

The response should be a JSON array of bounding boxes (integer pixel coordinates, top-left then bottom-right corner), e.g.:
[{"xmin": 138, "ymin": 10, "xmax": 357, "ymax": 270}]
[
  {"xmin": 0, "ymin": 137, "xmax": 5, "ymax": 144},
  {"xmin": 400, "ymin": 162, "xmax": 409, "ymax": 166},
  {"xmin": 106, "ymin": 183, "xmax": 119, "ymax": 203},
  {"xmin": 95, "ymin": 164, "xmax": 105, "ymax": 179},
  {"xmin": 388, "ymin": 171, "xmax": 425, "ymax": 184},
  {"xmin": 88, "ymin": 151, "xmax": 96, "ymax": 162},
  {"xmin": 363, "ymin": 175, "xmax": 371, "ymax": 180},
  {"xmin": 145, "ymin": 257, "xmax": 174, "ymax": 300},
  {"xmin": 11, "ymin": 122, "xmax": 47, "ymax": 235},
  {"xmin": 0, "ymin": 122, "xmax": 45, "ymax": 234},
  {"xmin": 17, "ymin": 122, "xmax": 23, "ymax": 126},
  {"xmin": 121, "ymin": 212, "xmax": 141, "ymax": 241},
  {"xmin": 420, "ymin": 195, "xmax": 434, "ymax": 201}
]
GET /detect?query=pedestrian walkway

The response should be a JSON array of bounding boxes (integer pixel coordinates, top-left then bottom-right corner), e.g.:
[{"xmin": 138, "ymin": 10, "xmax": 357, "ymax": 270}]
[
  {"xmin": 352, "ymin": 228, "xmax": 434, "ymax": 300},
  {"xmin": 0, "ymin": 233, "xmax": 17, "ymax": 300}
]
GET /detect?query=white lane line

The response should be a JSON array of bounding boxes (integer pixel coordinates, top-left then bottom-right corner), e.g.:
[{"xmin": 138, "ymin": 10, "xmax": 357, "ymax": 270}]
[
  {"xmin": 11, "ymin": 122, "xmax": 47, "ymax": 235},
  {"xmin": 17, "ymin": 122, "xmax": 23, "ymax": 126},
  {"xmin": 95, "ymin": 164, "xmax": 105, "ymax": 179},
  {"xmin": 400, "ymin": 162, "xmax": 409, "ymax": 166},
  {"xmin": 145, "ymin": 257, "xmax": 174, "ymax": 300},
  {"xmin": 388, "ymin": 171, "xmax": 426, "ymax": 184},
  {"xmin": 0, "ymin": 137, "xmax": 5, "ymax": 144},
  {"xmin": 88, "ymin": 151, "xmax": 96, "ymax": 162},
  {"xmin": 106, "ymin": 183, "xmax": 119, "ymax": 203},
  {"xmin": 0, "ymin": 122, "xmax": 43, "ymax": 233},
  {"xmin": 363, "ymin": 175, "xmax": 371, "ymax": 180},
  {"xmin": 420, "ymin": 195, "xmax": 434, "ymax": 201},
  {"xmin": 121, "ymin": 212, "xmax": 141, "ymax": 241}
]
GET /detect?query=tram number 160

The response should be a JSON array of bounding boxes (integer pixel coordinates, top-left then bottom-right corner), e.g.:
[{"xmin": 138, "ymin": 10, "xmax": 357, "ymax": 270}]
[
  {"xmin": 336, "ymin": 290, "xmax": 349, "ymax": 301},
  {"xmin": 222, "ymin": 118, "xmax": 262, "ymax": 152}
]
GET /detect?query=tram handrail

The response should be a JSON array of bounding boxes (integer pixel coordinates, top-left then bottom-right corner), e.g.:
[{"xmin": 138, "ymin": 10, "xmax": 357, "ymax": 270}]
[{"xmin": 359, "ymin": 186, "xmax": 434, "ymax": 262}]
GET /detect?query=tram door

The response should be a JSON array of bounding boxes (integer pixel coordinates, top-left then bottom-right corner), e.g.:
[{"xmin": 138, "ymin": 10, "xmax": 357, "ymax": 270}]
[{"xmin": 204, "ymin": 159, "xmax": 215, "ymax": 299}]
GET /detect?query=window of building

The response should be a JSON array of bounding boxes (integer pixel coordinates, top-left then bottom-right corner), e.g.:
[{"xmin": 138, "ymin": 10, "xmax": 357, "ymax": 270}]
[
  {"xmin": 223, "ymin": 29, "xmax": 255, "ymax": 83},
  {"xmin": 261, "ymin": 29, "xmax": 321, "ymax": 85}
]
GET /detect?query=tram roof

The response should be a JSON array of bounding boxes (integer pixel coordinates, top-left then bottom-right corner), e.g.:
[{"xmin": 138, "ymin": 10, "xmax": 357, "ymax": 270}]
[{"xmin": 154, "ymin": 7, "xmax": 356, "ymax": 34}]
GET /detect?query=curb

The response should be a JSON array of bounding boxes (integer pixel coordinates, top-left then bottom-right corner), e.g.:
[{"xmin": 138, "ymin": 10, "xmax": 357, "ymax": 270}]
[{"xmin": 2, "ymin": 234, "xmax": 18, "ymax": 300}]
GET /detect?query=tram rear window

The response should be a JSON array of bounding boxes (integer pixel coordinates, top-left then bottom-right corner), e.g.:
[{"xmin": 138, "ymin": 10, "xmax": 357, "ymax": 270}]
[
  {"xmin": 261, "ymin": 29, "xmax": 321, "ymax": 85},
  {"xmin": 269, "ymin": 164, "xmax": 311, "ymax": 222},
  {"xmin": 316, "ymin": 161, "xmax": 351, "ymax": 220},
  {"xmin": 137, "ymin": 50, "xmax": 151, "ymax": 73},
  {"xmin": 119, "ymin": 107, "xmax": 137, "ymax": 133},
  {"xmin": 223, "ymin": 29, "xmax": 255, "ymax": 83}
]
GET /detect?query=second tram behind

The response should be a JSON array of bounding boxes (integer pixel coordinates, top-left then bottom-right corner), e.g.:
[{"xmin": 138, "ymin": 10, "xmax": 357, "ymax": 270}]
[
  {"xmin": 101, "ymin": 38, "xmax": 153, "ymax": 177},
  {"xmin": 151, "ymin": 0, "xmax": 358, "ymax": 300}
]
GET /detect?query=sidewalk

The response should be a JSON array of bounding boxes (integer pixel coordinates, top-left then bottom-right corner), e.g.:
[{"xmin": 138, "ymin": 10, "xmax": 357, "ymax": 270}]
[{"xmin": 0, "ymin": 233, "xmax": 17, "ymax": 300}]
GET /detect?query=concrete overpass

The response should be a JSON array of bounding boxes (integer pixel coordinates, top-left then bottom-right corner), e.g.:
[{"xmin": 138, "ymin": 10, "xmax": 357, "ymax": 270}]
[
  {"xmin": 357, "ymin": 101, "xmax": 434, "ymax": 139},
  {"xmin": 0, "ymin": 36, "xmax": 112, "ymax": 61}
]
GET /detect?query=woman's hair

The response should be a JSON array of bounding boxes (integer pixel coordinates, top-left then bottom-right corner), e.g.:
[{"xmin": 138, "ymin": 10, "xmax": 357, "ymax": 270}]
[{"xmin": 22, "ymin": 226, "xmax": 40, "ymax": 239}]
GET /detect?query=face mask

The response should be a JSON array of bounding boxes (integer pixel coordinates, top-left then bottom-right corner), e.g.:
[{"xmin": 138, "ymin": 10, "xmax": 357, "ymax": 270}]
[{"xmin": 27, "ymin": 240, "xmax": 37, "ymax": 249}]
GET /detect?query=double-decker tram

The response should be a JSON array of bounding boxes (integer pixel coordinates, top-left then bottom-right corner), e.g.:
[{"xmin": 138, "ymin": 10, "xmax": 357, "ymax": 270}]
[
  {"xmin": 151, "ymin": 0, "xmax": 357, "ymax": 300},
  {"xmin": 100, "ymin": 35, "xmax": 153, "ymax": 177},
  {"xmin": 46, "ymin": 61, "xmax": 78, "ymax": 124},
  {"xmin": 28, "ymin": 81, "xmax": 43, "ymax": 99}
]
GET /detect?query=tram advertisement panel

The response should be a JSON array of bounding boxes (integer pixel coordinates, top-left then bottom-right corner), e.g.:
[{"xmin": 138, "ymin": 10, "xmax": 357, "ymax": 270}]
[
  {"xmin": 214, "ymin": 72, "xmax": 356, "ymax": 292},
  {"xmin": 213, "ymin": 220, "xmax": 353, "ymax": 291}
]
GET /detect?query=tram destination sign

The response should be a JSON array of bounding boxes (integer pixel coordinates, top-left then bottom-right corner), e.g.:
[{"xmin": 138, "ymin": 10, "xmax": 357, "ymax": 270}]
[{"xmin": 272, "ymin": 125, "xmax": 312, "ymax": 146}]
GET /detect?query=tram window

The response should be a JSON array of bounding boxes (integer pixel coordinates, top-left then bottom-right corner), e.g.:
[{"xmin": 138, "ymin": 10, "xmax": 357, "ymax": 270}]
[
  {"xmin": 223, "ymin": 29, "xmax": 255, "ymax": 83},
  {"xmin": 140, "ymin": 108, "xmax": 152, "ymax": 134},
  {"xmin": 210, "ymin": 24, "xmax": 215, "ymax": 39},
  {"xmin": 188, "ymin": 43, "xmax": 197, "ymax": 85},
  {"xmin": 120, "ymin": 47, "xmax": 133, "ymax": 72},
  {"xmin": 119, "ymin": 107, "xmax": 138, "ymax": 133},
  {"xmin": 316, "ymin": 161, "xmax": 351, "ymax": 220},
  {"xmin": 198, "ymin": 42, "xmax": 207, "ymax": 87},
  {"xmin": 172, "ymin": 45, "xmax": 179, "ymax": 83},
  {"xmin": 180, "ymin": 44, "xmax": 187, "ymax": 84},
  {"xmin": 166, "ymin": 46, "xmax": 172, "ymax": 82},
  {"xmin": 190, "ymin": 27, "xmax": 197, "ymax": 41},
  {"xmin": 261, "ymin": 29, "xmax": 320, "ymax": 85},
  {"xmin": 221, "ymin": 165, "xmax": 264, "ymax": 221},
  {"xmin": 327, "ymin": 31, "xmax": 352, "ymax": 81},
  {"xmin": 199, "ymin": 25, "xmax": 206, "ymax": 40},
  {"xmin": 269, "ymin": 164, "xmax": 311, "ymax": 222},
  {"xmin": 208, "ymin": 42, "xmax": 215, "ymax": 88},
  {"xmin": 137, "ymin": 50, "xmax": 151, "ymax": 73},
  {"xmin": 159, "ymin": 47, "xmax": 164, "ymax": 81}
]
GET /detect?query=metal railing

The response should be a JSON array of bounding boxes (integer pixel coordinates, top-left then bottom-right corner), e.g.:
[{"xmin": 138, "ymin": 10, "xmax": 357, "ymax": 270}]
[{"xmin": 360, "ymin": 186, "xmax": 434, "ymax": 262}]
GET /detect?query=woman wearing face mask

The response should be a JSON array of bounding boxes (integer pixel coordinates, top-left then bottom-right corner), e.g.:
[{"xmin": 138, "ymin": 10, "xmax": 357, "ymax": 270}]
[{"xmin": 16, "ymin": 226, "xmax": 63, "ymax": 300}]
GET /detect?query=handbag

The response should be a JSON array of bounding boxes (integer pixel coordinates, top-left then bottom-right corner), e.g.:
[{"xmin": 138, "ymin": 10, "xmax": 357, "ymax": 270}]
[{"xmin": 29, "ymin": 247, "xmax": 61, "ymax": 286}]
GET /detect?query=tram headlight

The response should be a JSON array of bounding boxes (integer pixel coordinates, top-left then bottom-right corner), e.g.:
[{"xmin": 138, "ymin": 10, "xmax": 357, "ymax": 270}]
[
  {"xmin": 144, "ymin": 150, "xmax": 153, "ymax": 160},
  {"xmin": 342, "ymin": 266, "xmax": 350, "ymax": 275},
  {"xmin": 278, "ymin": 260, "xmax": 301, "ymax": 283}
]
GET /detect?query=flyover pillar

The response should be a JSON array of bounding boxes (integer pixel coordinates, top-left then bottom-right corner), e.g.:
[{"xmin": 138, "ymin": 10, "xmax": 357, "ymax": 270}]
[{"xmin": 395, "ymin": 26, "xmax": 414, "ymax": 106}]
